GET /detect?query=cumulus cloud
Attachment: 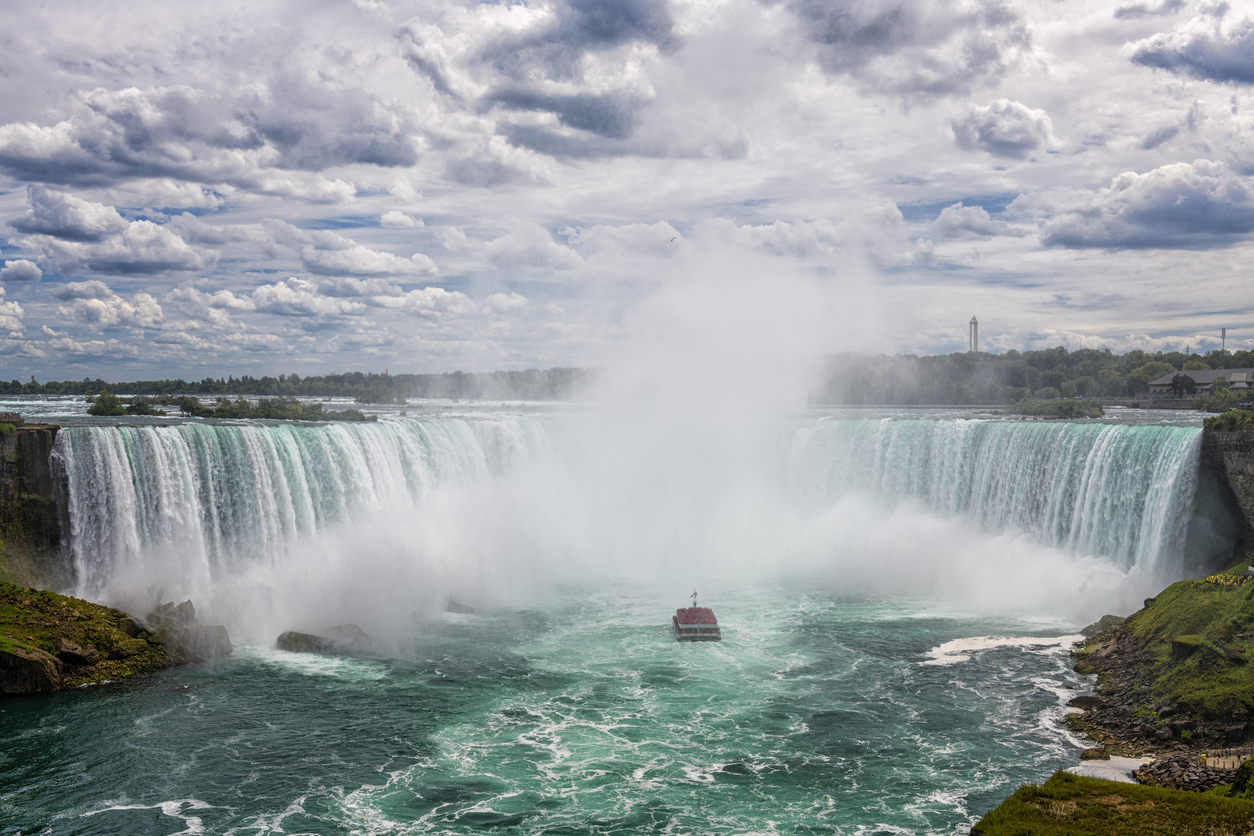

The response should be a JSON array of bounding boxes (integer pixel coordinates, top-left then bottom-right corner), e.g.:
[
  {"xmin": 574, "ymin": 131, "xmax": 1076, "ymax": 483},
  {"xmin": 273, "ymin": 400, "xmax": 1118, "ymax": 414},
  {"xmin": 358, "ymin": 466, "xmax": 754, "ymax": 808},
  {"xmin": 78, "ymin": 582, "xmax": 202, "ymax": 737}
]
[
  {"xmin": 56, "ymin": 286, "xmax": 165, "ymax": 328},
  {"xmin": 950, "ymin": 99, "xmax": 1055, "ymax": 159},
  {"xmin": 445, "ymin": 224, "xmax": 583, "ymax": 273},
  {"xmin": 1032, "ymin": 159, "xmax": 1254, "ymax": 248},
  {"xmin": 0, "ymin": 260, "xmax": 42, "ymax": 283},
  {"xmin": 1127, "ymin": 13, "xmax": 1254, "ymax": 84},
  {"xmin": 251, "ymin": 278, "xmax": 367, "ymax": 317},
  {"xmin": 484, "ymin": 291, "xmax": 528, "ymax": 312},
  {"xmin": 786, "ymin": 0, "xmax": 1032, "ymax": 97},
  {"xmin": 932, "ymin": 203, "xmax": 1028, "ymax": 239},
  {"xmin": 246, "ymin": 276, "xmax": 473, "ymax": 318},
  {"xmin": 9, "ymin": 185, "xmax": 128, "ymax": 240},
  {"xmin": 301, "ymin": 243, "xmax": 437, "ymax": 276},
  {"xmin": 0, "ymin": 288, "xmax": 23, "ymax": 332},
  {"xmin": 380, "ymin": 210, "xmax": 424, "ymax": 229},
  {"xmin": 11, "ymin": 188, "xmax": 215, "ymax": 274}
]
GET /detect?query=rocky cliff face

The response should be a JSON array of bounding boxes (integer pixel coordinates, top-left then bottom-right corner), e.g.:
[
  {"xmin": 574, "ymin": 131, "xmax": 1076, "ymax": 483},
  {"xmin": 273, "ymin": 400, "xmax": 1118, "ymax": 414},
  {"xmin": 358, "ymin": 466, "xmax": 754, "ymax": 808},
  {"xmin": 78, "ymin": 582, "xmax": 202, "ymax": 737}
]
[
  {"xmin": 0, "ymin": 425, "xmax": 68, "ymax": 589},
  {"xmin": 1201, "ymin": 428, "xmax": 1254, "ymax": 558}
]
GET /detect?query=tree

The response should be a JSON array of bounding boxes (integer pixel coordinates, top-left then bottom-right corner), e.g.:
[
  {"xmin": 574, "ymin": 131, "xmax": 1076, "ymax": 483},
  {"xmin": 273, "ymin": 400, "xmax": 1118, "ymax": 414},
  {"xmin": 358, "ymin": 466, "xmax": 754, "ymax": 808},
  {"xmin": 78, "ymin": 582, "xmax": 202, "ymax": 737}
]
[{"xmin": 1170, "ymin": 374, "xmax": 1196, "ymax": 399}]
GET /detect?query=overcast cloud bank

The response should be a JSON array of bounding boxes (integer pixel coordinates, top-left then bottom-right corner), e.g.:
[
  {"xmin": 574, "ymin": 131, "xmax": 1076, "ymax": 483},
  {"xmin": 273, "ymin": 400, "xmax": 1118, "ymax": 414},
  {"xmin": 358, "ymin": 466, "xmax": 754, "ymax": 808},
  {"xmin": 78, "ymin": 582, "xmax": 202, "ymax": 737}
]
[{"xmin": 1, "ymin": 0, "xmax": 1253, "ymax": 378}]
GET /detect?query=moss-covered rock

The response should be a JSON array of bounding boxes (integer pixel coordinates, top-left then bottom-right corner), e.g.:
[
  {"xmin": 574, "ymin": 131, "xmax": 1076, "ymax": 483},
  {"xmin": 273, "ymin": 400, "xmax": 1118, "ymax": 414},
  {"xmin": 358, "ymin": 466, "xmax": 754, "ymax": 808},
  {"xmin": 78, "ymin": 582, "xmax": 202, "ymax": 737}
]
[{"xmin": 0, "ymin": 581, "xmax": 232, "ymax": 695}]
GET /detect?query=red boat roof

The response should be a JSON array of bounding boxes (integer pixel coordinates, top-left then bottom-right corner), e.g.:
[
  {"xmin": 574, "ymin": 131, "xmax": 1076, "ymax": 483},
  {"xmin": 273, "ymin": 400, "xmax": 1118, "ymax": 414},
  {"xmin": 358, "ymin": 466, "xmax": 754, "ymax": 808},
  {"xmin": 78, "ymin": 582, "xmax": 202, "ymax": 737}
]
[{"xmin": 675, "ymin": 606, "xmax": 718, "ymax": 625}]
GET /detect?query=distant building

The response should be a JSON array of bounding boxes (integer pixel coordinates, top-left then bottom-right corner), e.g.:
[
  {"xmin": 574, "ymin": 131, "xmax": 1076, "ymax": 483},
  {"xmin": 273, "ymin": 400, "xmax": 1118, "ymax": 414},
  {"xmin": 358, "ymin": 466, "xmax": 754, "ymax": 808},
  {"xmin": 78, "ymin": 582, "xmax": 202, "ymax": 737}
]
[{"xmin": 1148, "ymin": 368, "xmax": 1254, "ymax": 396}]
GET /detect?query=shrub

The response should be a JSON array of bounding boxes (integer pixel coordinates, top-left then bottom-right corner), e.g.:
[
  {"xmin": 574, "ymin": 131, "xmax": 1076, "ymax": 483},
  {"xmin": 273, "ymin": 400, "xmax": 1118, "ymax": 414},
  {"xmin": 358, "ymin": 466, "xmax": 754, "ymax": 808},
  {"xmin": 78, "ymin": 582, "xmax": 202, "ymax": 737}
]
[{"xmin": 86, "ymin": 391, "xmax": 127, "ymax": 416}]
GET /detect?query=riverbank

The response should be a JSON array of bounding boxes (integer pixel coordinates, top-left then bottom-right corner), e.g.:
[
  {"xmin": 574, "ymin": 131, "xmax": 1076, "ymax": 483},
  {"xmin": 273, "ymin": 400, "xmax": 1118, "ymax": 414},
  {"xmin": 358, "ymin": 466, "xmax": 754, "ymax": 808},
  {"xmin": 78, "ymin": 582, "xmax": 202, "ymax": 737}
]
[
  {"xmin": 971, "ymin": 563, "xmax": 1254, "ymax": 832},
  {"xmin": 0, "ymin": 581, "xmax": 231, "ymax": 695}
]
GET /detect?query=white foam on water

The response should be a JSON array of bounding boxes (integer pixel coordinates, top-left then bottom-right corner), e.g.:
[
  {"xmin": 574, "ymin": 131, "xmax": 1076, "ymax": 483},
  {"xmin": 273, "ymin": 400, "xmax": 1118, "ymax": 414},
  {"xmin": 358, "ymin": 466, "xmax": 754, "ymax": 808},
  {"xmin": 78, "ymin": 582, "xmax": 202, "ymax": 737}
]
[
  {"xmin": 236, "ymin": 644, "xmax": 391, "ymax": 681},
  {"xmin": 82, "ymin": 799, "xmax": 214, "ymax": 835},
  {"xmin": 922, "ymin": 635, "xmax": 1083, "ymax": 666},
  {"xmin": 1067, "ymin": 756, "xmax": 1154, "ymax": 783}
]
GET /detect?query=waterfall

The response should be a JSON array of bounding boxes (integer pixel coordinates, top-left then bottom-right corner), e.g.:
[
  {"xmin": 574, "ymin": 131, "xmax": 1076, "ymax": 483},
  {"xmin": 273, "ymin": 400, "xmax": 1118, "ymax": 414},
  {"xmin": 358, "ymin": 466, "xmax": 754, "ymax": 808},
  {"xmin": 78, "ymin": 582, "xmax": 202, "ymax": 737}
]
[
  {"xmin": 788, "ymin": 418, "xmax": 1216, "ymax": 577},
  {"xmin": 54, "ymin": 418, "xmax": 549, "ymax": 598}
]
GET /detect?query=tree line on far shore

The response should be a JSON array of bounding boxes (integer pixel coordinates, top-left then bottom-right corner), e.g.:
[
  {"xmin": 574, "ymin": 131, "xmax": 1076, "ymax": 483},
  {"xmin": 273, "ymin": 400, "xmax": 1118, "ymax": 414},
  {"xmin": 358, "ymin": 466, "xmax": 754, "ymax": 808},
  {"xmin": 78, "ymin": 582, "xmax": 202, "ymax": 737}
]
[
  {"xmin": 811, "ymin": 347, "xmax": 1254, "ymax": 406},
  {"xmin": 0, "ymin": 368, "xmax": 597, "ymax": 403}
]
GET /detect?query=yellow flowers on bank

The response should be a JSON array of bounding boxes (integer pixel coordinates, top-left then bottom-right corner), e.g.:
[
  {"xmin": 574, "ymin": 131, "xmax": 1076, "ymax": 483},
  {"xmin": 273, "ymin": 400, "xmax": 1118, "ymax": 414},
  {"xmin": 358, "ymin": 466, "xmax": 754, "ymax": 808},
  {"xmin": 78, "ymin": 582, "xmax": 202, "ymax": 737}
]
[{"xmin": 1204, "ymin": 573, "xmax": 1252, "ymax": 587}]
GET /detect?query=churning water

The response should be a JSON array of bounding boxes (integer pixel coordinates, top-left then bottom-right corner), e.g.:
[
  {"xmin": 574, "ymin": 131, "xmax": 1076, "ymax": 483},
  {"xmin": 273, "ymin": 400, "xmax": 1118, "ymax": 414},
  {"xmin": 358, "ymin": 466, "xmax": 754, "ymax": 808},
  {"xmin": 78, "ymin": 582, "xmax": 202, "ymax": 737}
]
[{"xmin": 1, "ymin": 407, "xmax": 1239, "ymax": 834}]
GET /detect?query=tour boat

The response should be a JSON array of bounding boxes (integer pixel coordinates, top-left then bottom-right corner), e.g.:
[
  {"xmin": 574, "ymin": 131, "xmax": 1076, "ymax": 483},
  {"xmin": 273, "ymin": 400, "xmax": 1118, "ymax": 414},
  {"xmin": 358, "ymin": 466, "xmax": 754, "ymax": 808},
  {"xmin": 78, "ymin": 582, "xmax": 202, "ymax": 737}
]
[{"xmin": 673, "ymin": 591, "xmax": 721, "ymax": 642}]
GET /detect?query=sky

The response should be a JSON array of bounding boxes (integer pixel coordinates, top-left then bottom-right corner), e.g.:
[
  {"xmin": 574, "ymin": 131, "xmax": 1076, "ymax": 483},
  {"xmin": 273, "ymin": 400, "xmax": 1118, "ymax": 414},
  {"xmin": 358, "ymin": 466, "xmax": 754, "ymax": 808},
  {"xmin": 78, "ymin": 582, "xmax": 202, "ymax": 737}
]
[{"xmin": 1, "ymin": 0, "xmax": 1253, "ymax": 379}]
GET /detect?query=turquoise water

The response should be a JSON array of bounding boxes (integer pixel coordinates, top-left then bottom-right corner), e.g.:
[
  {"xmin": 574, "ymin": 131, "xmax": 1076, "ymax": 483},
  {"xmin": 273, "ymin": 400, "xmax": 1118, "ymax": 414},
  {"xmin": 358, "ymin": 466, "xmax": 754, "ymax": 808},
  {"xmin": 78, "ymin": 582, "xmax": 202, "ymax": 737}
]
[{"xmin": 1, "ymin": 585, "xmax": 1088, "ymax": 836}]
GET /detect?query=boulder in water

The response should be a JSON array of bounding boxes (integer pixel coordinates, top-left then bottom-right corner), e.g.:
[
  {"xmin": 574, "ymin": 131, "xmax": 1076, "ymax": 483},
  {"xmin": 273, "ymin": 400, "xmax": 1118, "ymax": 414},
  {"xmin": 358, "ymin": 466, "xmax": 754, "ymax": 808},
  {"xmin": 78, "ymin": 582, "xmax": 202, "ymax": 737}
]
[
  {"xmin": 277, "ymin": 631, "xmax": 341, "ymax": 654},
  {"xmin": 55, "ymin": 637, "xmax": 100, "ymax": 666},
  {"xmin": 144, "ymin": 599, "xmax": 232, "ymax": 663},
  {"xmin": 1080, "ymin": 614, "xmax": 1126, "ymax": 637}
]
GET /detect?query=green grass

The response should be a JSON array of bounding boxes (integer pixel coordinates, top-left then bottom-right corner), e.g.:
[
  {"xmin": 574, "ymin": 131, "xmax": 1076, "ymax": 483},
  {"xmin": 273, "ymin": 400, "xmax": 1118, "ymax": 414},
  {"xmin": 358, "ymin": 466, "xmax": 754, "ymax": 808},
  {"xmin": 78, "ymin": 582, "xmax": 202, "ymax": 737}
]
[
  {"xmin": 1078, "ymin": 578, "xmax": 1254, "ymax": 720},
  {"xmin": 972, "ymin": 771, "xmax": 1254, "ymax": 835}
]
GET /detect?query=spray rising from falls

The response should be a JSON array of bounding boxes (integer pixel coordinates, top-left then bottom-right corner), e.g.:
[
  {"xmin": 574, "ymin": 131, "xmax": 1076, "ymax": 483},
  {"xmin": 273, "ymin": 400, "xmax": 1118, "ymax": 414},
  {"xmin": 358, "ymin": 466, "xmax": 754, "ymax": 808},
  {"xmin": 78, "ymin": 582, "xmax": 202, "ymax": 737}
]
[{"xmin": 789, "ymin": 418, "xmax": 1215, "ymax": 578}]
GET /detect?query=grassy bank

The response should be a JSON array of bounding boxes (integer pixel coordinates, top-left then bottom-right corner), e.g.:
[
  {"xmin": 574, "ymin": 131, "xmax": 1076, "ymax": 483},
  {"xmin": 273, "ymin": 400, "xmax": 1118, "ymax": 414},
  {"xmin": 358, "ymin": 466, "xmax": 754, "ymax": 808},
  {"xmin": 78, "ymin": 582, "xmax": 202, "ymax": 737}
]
[{"xmin": 971, "ymin": 771, "xmax": 1254, "ymax": 835}]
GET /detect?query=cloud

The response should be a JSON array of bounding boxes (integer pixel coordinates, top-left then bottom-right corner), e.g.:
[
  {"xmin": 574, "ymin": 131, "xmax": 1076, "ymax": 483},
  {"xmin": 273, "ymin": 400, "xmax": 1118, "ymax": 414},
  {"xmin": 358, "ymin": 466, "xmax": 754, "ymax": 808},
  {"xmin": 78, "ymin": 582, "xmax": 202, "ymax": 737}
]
[
  {"xmin": 1114, "ymin": 0, "xmax": 1185, "ymax": 20},
  {"xmin": 9, "ymin": 185, "xmax": 127, "ymax": 241},
  {"xmin": 484, "ymin": 291, "xmax": 528, "ymax": 312},
  {"xmin": 247, "ymin": 276, "xmax": 472, "ymax": 318},
  {"xmin": 786, "ymin": 0, "xmax": 1032, "ymax": 97},
  {"xmin": 1127, "ymin": 13, "xmax": 1254, "ymax": 84},
  {"xmin": 11, "ymin": 188, "xmax": 215, "ymax": 274},
  {"xmin": 445, "ymin": 223, "xmax": 583, "ymax": 274},
  {"xmin": 52, "ymin": 280, "xmax": 114, "ymax": 300},
  {"xmin": 1033, "ymin": 159, "xmax": 1254, "ymax": 248},
  {"xmin": 932, "ymin": 203, "xmax": 1028, "ymax": 239},
  {"xmin": 950, "ymin": 99, "xmax": 1055, "ymax": 159},
  {"xmin": 251, "ymin": 278, "xmax": 367, "ymax": 317},
  {"xmin": 0, "ymin": 259, "xmax": 42, "ymax": 283},
  {"xmin": 301, "ymin": 243, "xmax": 437, "ymax": 276},
  {"xmin": 380, "ymin": 210, "xmax": 424, "ymax": 229},
  {"xmin": 0, "ymin": 82, "xmax": 414, "ymax": 194},
  {"xmin": 56, "ymin": 286, "xmax": 165, "ymax": 328},
  {"xmin": 0, "ymin": 288, "xmax": 23, "ymax": 332}
]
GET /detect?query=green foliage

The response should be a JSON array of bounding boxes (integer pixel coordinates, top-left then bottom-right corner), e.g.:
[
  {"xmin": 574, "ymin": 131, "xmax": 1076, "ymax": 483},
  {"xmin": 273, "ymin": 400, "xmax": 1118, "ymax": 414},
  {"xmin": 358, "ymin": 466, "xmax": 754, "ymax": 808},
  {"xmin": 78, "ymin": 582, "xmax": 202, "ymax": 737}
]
[
  {"xmin": 1205, "ymin": 410, "xmax": 1254, "ymax": 431},
  {"xmin": 172, "ymin": 395, "xmax": 374, "ymax": 423},
  {"xmin": 1008, "ymin": 400, "xmax": 1104, "ymax": 419},
  {"xmin": 86, "ymin": 391, "xmax": 126, "ymax": 416},
  {"xmin": 0, "ymin": 423, "xmax": 14, "ymax": 437},
  {"xmin": 124, "ymin": 396, "xmax": 166, "ymax": 416},
  {"xmin": 1034, "ymin": 386, "xmax": 1062, "ymax": 400},
  {"xmin": 1198, "ymin": 389, "xmax": 1247, "ymax": 413},
  {"xmin": 1184, "ymin": 359, "xmax": 1211, "ymax": 371},
  {"xmin": 972, "ymin": 770, "xmax": 1254, "ymax": 835}
]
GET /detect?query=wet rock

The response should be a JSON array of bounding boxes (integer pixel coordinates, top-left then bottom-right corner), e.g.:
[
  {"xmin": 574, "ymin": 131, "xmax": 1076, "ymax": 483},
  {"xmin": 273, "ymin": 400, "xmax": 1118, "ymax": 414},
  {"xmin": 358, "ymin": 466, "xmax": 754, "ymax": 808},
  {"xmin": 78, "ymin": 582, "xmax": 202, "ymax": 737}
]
[
  {"xmin": 55, "ymin": 637, "xmax": 100, "ymax": 666},
  {"xmin": 1081, "ymin": 615, "xmax": 1126, "ymax": 637},
  {"xmin": 445, "ymin": 598, "xmax": 477, "ymax": 614},
  {"xmin": 1080, "ymin": 747, "xmax": 1110, "ymax": 760},
  {"xmin": 277, "ymin": 631, "xmax": 341, "ymax": 654},
  {"xmin": 1067, "ymin": 695, "xmax": 1106, "ymax": 711},
  {"xmin": 117, "ymin": 617, "xmax": 143, "ymax": 638},
  {"xmin": 0, "ymin": 640, "xmax": 63, "ymax": 694},
  {"xmin": 144, "ymin": 598, "xmax": 231, "ymax": 664}
]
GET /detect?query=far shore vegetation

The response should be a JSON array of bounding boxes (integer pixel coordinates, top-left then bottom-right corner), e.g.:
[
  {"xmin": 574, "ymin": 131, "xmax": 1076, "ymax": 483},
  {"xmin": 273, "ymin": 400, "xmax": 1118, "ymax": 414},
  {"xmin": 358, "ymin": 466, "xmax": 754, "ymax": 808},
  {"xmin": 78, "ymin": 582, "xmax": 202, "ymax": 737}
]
[
  {"xmin": 86, "ymin": 392, "xmax": 374, "ymax": 422},
  {"xmin": 6, "ymin": 346, "xmax": 1254, "ymax": 410}
]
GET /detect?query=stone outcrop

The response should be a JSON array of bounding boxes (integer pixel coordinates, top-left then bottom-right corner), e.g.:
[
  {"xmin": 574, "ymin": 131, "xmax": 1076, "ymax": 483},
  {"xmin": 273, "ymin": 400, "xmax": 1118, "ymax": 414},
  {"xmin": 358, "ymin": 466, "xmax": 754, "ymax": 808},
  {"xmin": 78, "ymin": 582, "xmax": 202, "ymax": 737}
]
[
  {"xmin": 0, "ymin": 424, "xmax": 68, "ymax": 589},
  {"xmin": 1201, "ymin": 427, "xmax": 1254, "ymax": 558},
  {"xmin": 0, "ymin": 639, "xmax": 64, "ymax": 694}
]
